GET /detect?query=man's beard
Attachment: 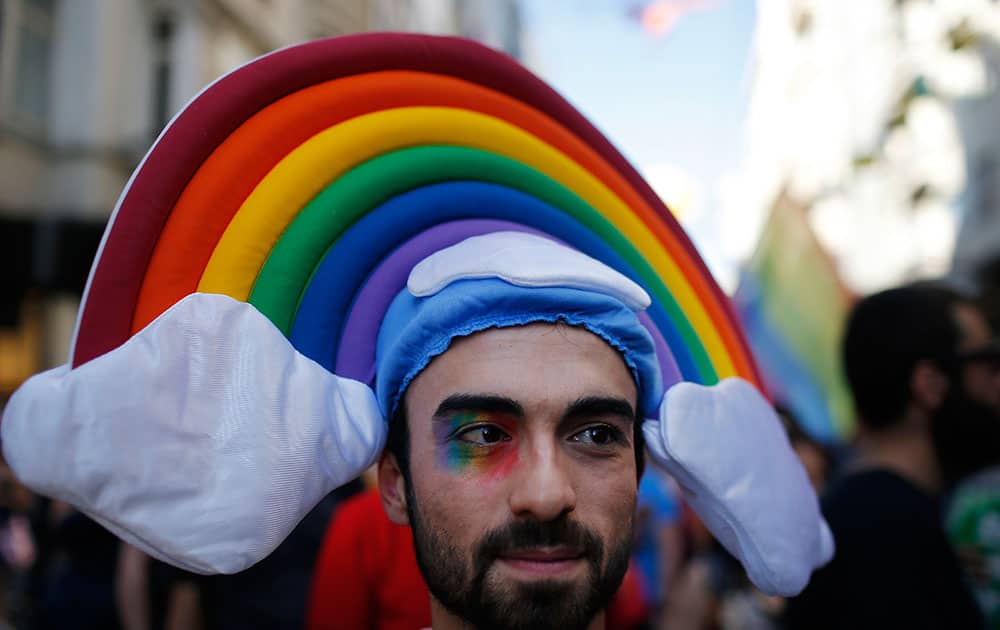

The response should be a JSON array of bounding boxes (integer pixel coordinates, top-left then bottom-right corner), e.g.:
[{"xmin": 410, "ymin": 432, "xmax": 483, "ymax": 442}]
[
  {"xmin": 931, "ymin": 385, "xmax": 1000, "ymax": 488},
  {"xmin": 405, "ymin": 487, "xmax": 632, "ymax": 630}
]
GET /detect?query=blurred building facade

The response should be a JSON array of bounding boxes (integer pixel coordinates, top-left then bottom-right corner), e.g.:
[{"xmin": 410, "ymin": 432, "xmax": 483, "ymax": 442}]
[
  {"xmin": 726, "ymin": 0, "xmax": 1000, "ymax": 296},
  {"xmin": 953, "ymin": 37, "xmax": 1000, "ymax": 281},
  {"xmin": 0, "ymin": 0, "xmax": 521, "ymax": 392},
  {"xmin": 727, "ymin": 0, "xmax": 1000, "ymax": 440}
]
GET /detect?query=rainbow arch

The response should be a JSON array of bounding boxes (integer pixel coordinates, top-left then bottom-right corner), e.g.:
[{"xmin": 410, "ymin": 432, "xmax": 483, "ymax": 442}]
[{"xmin": 71, "ymin": 33, "xmax": 762, "ymax": 395}]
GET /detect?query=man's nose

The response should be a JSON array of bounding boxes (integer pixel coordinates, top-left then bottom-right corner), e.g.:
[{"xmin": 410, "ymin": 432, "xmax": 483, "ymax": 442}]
[{"xmin": 508, "ymin": 441, "xmax": 576, "ymax": 522}]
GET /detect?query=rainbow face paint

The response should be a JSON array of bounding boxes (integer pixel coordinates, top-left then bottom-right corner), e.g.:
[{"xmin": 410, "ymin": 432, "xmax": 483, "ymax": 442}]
[{"xmin": 434, "ymin": 411, "xmax": 519, "ymax": 478}]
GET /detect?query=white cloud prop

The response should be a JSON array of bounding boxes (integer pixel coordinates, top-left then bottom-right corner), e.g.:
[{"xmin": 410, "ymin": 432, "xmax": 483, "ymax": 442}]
[
  {"xmin": 1, "ymin": 293, "xmax": 385, "ymax": 574},
  {"xmin": 643, "ymin": 378, "xmax": 834, "ymax": 596}
]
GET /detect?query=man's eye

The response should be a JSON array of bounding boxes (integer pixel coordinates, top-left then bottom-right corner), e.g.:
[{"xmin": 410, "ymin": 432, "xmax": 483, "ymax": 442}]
[
  {"xmin": 572, "ymin": 425, "xmax": 622, "ymax": 446},
  {"xmin": 455, "ymin": 425, "xmax": 511, "ymax": 445}
]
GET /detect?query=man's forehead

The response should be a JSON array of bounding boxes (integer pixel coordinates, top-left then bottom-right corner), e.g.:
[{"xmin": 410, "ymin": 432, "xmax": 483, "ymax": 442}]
[
  {"xmin": 405, "ymin": 322, "xmax": 638, "ymax": 417},
  {"xmin": 433, "ymin": 322, "xmax": 633, "ymax": 379},
  {"xmin": 450, "ymin": 321, "xmax": 614, "ymax": 354}
]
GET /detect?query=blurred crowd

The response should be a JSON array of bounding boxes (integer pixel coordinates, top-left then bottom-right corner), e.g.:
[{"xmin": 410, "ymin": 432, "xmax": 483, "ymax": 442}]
[{"xmin": 0, "ymin": 270, "xmax": 996, "ymax": 629}]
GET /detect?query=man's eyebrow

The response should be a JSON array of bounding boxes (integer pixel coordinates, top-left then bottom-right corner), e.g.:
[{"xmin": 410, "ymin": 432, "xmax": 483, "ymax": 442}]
[
  {"xmin": 433, "ymin": 394, "xmax": 525, "ymax": 418},
  {"xmin": 563, "ymin": 396, "xmax": 636, "ymax": 422}
]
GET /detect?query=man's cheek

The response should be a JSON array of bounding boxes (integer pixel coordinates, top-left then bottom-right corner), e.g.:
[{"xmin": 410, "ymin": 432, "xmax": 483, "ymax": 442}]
[
  {"xmin": 439, "ymin": 441, "xmax": 519, "ymax": 480},
  {"xmin": 573, "ymin": 453, "xmax": 637, "ymax": 498},
  {"xmin": 592, "ymin": 480, "xmax": 638, "ymax": 537}
]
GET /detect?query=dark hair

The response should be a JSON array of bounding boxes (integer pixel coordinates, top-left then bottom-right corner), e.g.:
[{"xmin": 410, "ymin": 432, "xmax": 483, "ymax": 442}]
[
  {"xmin": 775, "ymin": 403, "xmax": 817, "ymax": 448},
  {"xmin": 842, "ymin": 283, "xmax": 967, "ymax": 430},
  {"xmin": 385, "ymin": 403, "xmax": 413, "ymax": 487},
  {"xmin": 385, "ymin": 402, "xmax": 647, "ymax": 488},
  {"xmin": 774, "ymin": 402, "xmax": 834, "ymax": 475}
]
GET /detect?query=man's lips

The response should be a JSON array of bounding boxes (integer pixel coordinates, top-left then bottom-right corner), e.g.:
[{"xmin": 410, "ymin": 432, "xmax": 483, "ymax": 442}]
[{"xmin": 496, "ymin": 546, "xmax": 586, "ymax": 576}]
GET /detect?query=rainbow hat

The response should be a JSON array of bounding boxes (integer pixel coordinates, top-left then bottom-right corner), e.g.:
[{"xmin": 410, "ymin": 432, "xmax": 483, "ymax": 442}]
[
  {"xmin": 2, "ymin": 35, "xmax": 836, "ymax": 590},
  {"xmin": 70, "ymin": 32, "xmax": 762, "ymax": 395}
]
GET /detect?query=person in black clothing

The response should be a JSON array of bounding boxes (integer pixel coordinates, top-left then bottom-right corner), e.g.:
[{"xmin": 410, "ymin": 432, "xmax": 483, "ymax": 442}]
[{"xmin": 786, "ymin": 284, "xmax": 995, "ymax": 630}]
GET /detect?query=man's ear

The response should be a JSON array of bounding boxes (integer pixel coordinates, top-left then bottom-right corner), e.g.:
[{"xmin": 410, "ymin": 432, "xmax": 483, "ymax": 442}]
[
  {"xmin": 377, "ymin": 451, "xmax": 411, "ymax": 526},
  {"xmin": 911, "ymin": 359, "xmax": 949, "ymax": 412}
]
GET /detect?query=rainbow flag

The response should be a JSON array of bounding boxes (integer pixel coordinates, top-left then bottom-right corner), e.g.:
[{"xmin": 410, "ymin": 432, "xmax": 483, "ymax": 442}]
[{"xmin": 734, "ymin": 192, "xmax": 854, "ymax": 443}]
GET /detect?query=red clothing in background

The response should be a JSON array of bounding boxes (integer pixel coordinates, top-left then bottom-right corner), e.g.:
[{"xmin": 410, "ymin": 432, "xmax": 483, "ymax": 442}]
[{"xmin": 307, "ymin": 489, "xmax": 431, "ymax": 630}]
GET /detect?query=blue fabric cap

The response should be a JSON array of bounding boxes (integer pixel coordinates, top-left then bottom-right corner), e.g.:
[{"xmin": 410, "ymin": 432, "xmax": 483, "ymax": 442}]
[{"xmin": 375, "ymin": 277, "xmax": 663, "ymax": 418}]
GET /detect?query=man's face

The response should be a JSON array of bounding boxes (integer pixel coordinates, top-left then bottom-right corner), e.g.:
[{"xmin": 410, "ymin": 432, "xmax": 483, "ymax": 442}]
[
  {"xmin": 388, "ymin": 322, "xmax": 639, "ymax": 630},
  {"xmin": 931, "ymin": 303, "xmax": 1000, "ymax": 484},
  {"xmin": 953, "ymin": 303, "xmax": 1000, "ymax": 412}
]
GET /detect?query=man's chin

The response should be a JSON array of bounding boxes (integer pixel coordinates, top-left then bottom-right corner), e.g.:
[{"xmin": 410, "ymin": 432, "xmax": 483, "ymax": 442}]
[{"xmin": 476, "ymin": 567, "xmax": 600, "ymax": 630}]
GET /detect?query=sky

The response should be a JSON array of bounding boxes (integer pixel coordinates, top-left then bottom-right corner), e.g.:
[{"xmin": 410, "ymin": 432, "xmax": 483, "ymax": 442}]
[{"xmin": 518, "ymin": 0, "xmax": 757, "ymax": 288}]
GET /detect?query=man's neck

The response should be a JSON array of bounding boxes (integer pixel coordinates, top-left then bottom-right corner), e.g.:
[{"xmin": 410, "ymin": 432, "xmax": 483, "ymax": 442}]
[
  {"xmin": 854, "ymin": 411, "xmax": 942, "ymax": 495},
  {"xmin": 429, "ymin": 599, "xmax": 606, "ymax": 630}
]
